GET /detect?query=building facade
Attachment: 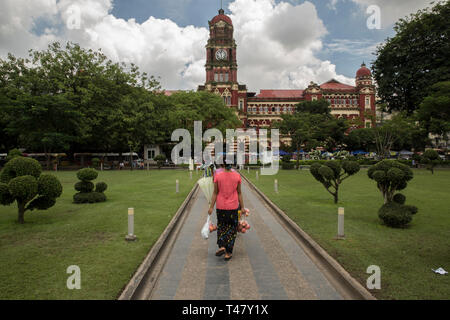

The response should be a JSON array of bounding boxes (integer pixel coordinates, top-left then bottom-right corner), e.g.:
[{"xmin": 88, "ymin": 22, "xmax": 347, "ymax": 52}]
[{"xmin": 198, "ymin": 9, "xmax": 377, "ymax": 131}]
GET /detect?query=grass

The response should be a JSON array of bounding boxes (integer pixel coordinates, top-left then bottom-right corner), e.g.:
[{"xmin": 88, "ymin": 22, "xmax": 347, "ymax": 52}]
[
  {"xmin": 0, "ymin": 169, "xmax": 197, "ymax": 300},
  {"xmin": 244, "ymin": 168, "xmax": 450, "ymax": 300}
]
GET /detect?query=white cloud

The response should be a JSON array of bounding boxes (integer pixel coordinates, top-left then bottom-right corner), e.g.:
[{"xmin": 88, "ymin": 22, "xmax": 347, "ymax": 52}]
[
  {"xmin": 350, "ymin": 0, "xmax": 434, "ymax": 27},
  {"xmin": 0, "ymin": 0, "xmax": 356, "ymax": 91},
  {"xmin": 230, "ymin": 0, "xmax": 354, "ymax": 90}
]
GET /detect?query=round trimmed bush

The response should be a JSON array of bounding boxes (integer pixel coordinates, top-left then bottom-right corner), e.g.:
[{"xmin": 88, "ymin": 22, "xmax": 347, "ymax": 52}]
[
  {"xmin": 378, "ymin": 202, "xmax": 413, "ymax": 228},
  {"xmin": 95, "ymin": 182, "xmax": 108, "ymax": 193},
  {"xmin": 404, "ymin": 205, "xmax": 418, "ymax": 215},
  {"xmin": 75, "ymin": 181, "xmax": 94, "ymax": 193},
  {"xmin": 74, "ymin": 191, "xmax": 106, "ymax": 204},
  {"xmin": 1, "ymin": 157, "xmax": 42, "ymax": 183},
  {"xmin": 393, "ymin": 193, "xmax": 406, "ymax": 205},
  {"xmin": 27, "ymin": 196, "xmax": 56, "ymax": 211},
  {"xmin": 38, "ymin": 174, "xmax": 63, "ymax": 198},
  {"xmin": 8, "ymin": 175, "xmax": 38, "ymax": 202},
  {"xmin": 0, "ymin": 183, "xmax": 15, "ymax": 205},
  {"xmin": 76, "ymin": 168, "xmax": 98, "ymax": 182}
]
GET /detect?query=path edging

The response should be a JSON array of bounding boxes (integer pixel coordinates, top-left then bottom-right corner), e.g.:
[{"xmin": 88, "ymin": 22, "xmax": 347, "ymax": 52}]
[
  {"xmin": 242, "ymin": 174, "xmax": 376, "ymax": 300},
  {"xmin": 118, "ymin": 183, "xmax": 199, "ymax": 300}
]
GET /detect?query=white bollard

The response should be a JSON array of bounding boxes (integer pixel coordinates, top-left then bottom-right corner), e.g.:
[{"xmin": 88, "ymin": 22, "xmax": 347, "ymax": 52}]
[
  {"xmin": 126, "ymin": 208, "xmax": 137, "ymax": 241},
  {"xmin": 337, "ymin": 207, "xmax": 345, "ymax": 239},
  {"xmin": 176, "ymin": 179, "xmax": 179, "ymax": 193},
  {"xmin": 256, "ymin": 171, "xmax": 259, "ymax": 181},
  {"xmin": 274, "ymin": 179, "xmax": 278, "ymax": 193},
  {"xmin": 190, "ymin": 171, "xmax": 192, "ymax": 180},
  {"xmin": 247, "ymin": 166, "xmax": 250, "ymax": 174}
]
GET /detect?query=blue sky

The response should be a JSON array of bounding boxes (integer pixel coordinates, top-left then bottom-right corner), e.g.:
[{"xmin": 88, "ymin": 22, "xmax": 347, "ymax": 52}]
[
  {"xmin": 110, "ymin": 0, "xmax": 396, "ymax": 77},
  {"xmin": 0, "ymin": 0, "xmax": 433, "ymax": 90}
]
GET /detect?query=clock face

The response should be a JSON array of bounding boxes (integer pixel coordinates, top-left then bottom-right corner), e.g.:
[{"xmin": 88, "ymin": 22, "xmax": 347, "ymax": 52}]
[{"xmin": 215, "ymin": 49, "xmax": 228, "ymax": 61}]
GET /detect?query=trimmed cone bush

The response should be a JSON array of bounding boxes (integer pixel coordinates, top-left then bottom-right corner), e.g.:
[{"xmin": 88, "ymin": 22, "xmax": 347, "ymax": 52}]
[
  {"xmin": 0, "ymin": 157, "xmax": 62, "ymax": 223},
  {"xmin": 73, "ymin": 168, "xmax": 107, "ymax": 204}
]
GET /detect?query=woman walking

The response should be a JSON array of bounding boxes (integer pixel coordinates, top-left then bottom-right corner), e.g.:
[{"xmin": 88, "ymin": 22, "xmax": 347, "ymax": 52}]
[{"xmin": 208, "ymin": 162, "xmax": 245, "ymax": 261}]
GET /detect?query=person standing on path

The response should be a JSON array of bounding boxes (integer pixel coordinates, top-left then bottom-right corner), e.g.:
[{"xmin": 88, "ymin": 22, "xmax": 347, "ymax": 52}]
[{"xmin": 208, "ymin": 162, "xmax": 244, "ymax": 261}]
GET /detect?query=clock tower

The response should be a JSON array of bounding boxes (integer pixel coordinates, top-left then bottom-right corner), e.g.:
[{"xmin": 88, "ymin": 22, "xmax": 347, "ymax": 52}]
[{"xmin": 198, "ymin": 9, "xmax": 248, "ymax": 126}]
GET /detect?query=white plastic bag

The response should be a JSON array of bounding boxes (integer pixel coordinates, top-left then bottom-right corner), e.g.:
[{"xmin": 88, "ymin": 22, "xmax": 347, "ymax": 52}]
[{"xmin": 201, "ymin": 216, "xmax": 211, "ymax": 240}]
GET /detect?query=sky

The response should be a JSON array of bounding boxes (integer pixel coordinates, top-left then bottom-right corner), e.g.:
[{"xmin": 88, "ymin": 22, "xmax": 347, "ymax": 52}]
[{"xmin": 0, "ymin": 0, "xmax": 434, "ymax": 92}]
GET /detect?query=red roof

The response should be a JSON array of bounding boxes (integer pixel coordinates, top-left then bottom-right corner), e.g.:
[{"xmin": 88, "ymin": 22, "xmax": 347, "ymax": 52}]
[
  {"xmin": 257, "ymin": 90, "xmax": 304, "ymax": 98},
  {"xmin": 211, "ymin": 10, "xmax": 233, "ymax": 26},
  {"xmin": 356, "ymin": 64, "xmax": 371, "ymax": 78},
  {"xmin": 320, "ymin": 79, "xmax": 355, "ymax": 91}
]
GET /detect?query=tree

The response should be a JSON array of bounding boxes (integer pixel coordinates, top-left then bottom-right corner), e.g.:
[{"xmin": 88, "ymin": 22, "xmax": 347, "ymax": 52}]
[
  {"xmin": 372, "ymin": 1, "xmax": 450, "ymax": 114},
  {"xmin": 371, "ymin": 114, "xmax": 428, "ymax": 159},
  {"xmin": 417, "ymin": 81, "xmax": 450, "ymax": 139},
  {"xmin": 368, "ymin": 160, "xmax": 413, "ymax": 204},
  {"xmin": 0, "ymin": 157, "xmax": 62, "ymax": 224},
  {"xmin": 344, "ymin": 128, "xmax": 375, "ymax": 152},
  {"xmin": 421, "ymin": 149, "xmax": 442, "ymax": 174},
  {"xmin": 277, "ymin": 100, "xmax": 349, "ymax": 168},
  {"xmin": 310, "ymin": 161, "xmax": 360, "ymax": 204}
]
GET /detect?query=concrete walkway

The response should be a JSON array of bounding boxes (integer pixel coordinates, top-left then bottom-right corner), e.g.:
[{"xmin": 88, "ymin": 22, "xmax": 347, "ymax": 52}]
[{"xmin": 150, "ymin": 180, "xmax": 343, "ymax": 300}]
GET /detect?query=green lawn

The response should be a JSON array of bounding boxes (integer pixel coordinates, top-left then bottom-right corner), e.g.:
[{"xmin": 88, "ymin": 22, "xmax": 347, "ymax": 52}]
[
  {"xmin": 244, "ymin": 168, "xmax": 450, "ymax": 300},
  {"xmin": 0, "ymin": 169, "xmax": 197, "ymax": 299}
]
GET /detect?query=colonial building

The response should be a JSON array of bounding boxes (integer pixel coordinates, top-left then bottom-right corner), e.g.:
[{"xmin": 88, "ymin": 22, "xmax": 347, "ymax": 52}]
[{"xmin": 198, "ymin": 9, "xmax": 377, "ymax": 130}]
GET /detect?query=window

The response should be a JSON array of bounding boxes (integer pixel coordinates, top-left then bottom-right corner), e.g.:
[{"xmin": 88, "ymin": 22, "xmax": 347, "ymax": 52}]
[
  {"xmin": 214, "ymin": 73, "xmax": 218, "ymax": 82},
  {"xmin": 312, "ymin": 95, "xmax": 317, "ymax": 101},
  {"xmin": 224, "ymin": 73, "xmax": 229, "ymax": 82},
  {"xmin": 239, "ymin": 99, "xmax": 244, "ymax": 110},
  {"xmin": 365, "ymin": 121, "xmax": 372, "ymax": 128},
  {"xmin": 365, "ymin": 96, "xmax": 371, "ymax": 109}
]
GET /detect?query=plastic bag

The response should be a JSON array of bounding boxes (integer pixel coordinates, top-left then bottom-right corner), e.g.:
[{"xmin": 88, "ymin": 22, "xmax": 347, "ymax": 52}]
[{"xmin": 201, "ymin": 216, "xmax": 211, "ymax": 240}]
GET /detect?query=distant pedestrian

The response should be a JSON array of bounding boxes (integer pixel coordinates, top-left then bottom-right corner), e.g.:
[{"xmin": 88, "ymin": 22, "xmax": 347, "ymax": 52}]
[{"xmin": 208, "ymin": 161, "xmax": 244, "ymax": 261}]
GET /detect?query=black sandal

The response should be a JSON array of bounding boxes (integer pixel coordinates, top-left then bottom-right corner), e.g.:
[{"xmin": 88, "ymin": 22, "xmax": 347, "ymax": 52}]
[{"xmin": 215, "ymin": 248, "xmax": 226, "ymax": 256}]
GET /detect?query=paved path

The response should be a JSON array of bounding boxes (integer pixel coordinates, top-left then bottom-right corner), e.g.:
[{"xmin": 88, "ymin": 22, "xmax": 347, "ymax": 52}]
[{"xmin": 150, "ymin": 180, "xmax": 343, "ymax": 300}]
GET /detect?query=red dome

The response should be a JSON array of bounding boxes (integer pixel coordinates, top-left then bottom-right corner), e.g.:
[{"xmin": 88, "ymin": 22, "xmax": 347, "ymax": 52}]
[
  {"xmin": 211, "ymin": 9, "xmax": 233, "ymax": 26},
  {"xmin": 356, "ymin": 63, "xmax": 371, "ymax": 78}
]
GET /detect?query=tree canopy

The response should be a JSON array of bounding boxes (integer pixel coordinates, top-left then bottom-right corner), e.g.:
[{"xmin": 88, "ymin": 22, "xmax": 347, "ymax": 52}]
[
  {"xmin": 0, "ymin": 42, "xmax": 240, "ymax": 160},
  {"xmin": 372, "ymin": 1, "xmax": 450, "ymax": 114}
]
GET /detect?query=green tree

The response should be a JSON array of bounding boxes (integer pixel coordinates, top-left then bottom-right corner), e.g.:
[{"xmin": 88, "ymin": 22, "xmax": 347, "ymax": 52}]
[
  {"xmin": 310, "ymin": 161, "xmax": 360, "ymax": 204},
  {"xmin": 417, "ymin": 81, "xmax": 450, "ymax": 139},
  {"xmin": 368, "ymin": 160, "xmax": 413, "ymax": 204},
  {"xmin": 0, "ymin": 157, "xmax": 62, "ymax": 224},
  {"xmin": 421, "ymin": 149, "xmax": 442, "ymax": 174},
  {"xmin": 372, "ymin": 1, "xmax": 450, "ymax": 114}
]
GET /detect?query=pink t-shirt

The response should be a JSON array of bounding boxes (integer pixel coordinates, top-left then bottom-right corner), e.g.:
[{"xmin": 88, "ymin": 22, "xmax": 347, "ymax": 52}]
[{"xmin": 214, "ymin": 171, "xmax": 241, "ymax": 210}]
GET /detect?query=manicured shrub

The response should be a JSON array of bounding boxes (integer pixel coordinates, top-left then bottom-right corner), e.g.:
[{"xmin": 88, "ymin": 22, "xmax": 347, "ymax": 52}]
[
  {"xmin": 75, "ymin": 181, "xmax": 94, "ymax": 193},
  {"xmin": 368, "ymin": 160, "xmax": 413, "ymax": 204},
  {"xmin": 281, "ymin": 162, "xmax": 295, "ymax": 170},
  {"xmin": 0, "ymin": 157, "xmax": 62, "ymax": 223},
  {"xmin": 5, "ymin": 149, "xmax": 23, "ymax": 162},
  {"xmin": 378, "ymin": 202, "xmax": 413, "ymax": 228},
  {"xmin": 310, "ymin": 160, "xmax": 360, "ymax": 203},
  {"xmin": 0, "ymin": 156, "xmax": 42, "ymax": 183},
  {"xmin": 27, "ymin": 196, "xmax": 56, "ymax": 211},
  {"xmin": 95, "ymin": 182, "xmax": 108, "ymax": 193},
  {"xmin": 76, "ymin": 168, "xmax": 98, "ymax": 181},
  {"xmin": 393, "ymin": 193, "xmax": 406, "ymax": 205},
  {"xmin": 73, "ymin": 168, "xmax": 107, "ymax": 204},
  {"xmin": 38, "ymin": 174, "xmax": 63, "ymax": 199},
  {"xmin": 0, "ymin": 183, "xmax": 15, "ymax": 205},
  {"xmin": 8, "ymin": 176, "xmax": 38, "ymax": 202}
]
